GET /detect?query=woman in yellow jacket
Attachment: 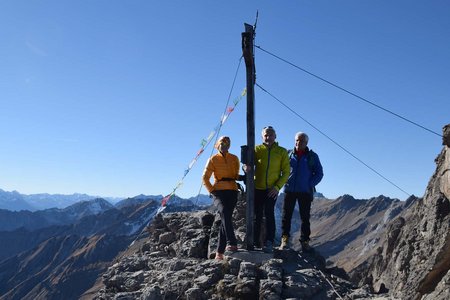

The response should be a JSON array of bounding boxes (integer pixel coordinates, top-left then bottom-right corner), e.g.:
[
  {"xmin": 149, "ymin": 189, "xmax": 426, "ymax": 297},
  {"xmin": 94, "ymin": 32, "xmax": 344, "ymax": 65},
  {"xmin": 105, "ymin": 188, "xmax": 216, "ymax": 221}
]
[{"xmin": 202, "ymin": 136, "xmax": 240, "ymax": 260}]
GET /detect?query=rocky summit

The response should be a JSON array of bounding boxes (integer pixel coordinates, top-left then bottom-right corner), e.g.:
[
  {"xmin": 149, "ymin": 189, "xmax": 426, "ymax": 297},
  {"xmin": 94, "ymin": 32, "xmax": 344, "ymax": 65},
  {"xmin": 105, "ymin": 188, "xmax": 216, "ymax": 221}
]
[{"xmin": 93, "ymin": 208, "xmax": 388, "ymax": 300}]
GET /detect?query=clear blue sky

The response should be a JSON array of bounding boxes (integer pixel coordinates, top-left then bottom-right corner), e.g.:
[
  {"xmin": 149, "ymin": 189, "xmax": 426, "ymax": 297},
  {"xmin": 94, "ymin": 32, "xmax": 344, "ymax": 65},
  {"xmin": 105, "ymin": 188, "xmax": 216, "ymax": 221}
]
[{"xmin": 1, "ymin": 1, "xmax": 449, "ymax": 201}]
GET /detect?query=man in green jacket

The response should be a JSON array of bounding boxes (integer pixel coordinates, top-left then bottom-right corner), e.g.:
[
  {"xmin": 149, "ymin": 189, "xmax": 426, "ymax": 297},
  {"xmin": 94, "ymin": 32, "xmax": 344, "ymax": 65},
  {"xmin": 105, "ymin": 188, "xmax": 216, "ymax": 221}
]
[{"xmin": 253, "ymin": 126, "xmax": 290, "ymax": 252}]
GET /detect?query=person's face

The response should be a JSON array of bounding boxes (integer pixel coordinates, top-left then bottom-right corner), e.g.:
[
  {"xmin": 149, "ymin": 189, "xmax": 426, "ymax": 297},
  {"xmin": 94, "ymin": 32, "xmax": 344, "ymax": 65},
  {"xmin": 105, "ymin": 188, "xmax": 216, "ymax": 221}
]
[
  {"xmin": 217, "ymin": 139, "xmax": 230, "ymax": 153},
  {"xmin": 262, "ymin": 130, "xmax": 276, "ymax": 146},
  {"xmin": 295, "ymin": 135, "xmax": 308, "ymax": 151}
]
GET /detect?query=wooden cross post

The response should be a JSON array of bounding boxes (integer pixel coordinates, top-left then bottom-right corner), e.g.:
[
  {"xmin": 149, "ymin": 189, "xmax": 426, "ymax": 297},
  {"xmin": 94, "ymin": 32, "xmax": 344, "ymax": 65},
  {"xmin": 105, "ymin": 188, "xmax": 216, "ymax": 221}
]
[{"xmin": 242, "ymin": 23, "xmax": 255, "ymax": 250}]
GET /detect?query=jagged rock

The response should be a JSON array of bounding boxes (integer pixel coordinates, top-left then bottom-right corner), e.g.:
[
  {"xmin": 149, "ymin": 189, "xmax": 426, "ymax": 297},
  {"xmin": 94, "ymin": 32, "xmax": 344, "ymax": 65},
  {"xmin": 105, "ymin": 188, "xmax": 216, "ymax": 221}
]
[
  {"xmin": 345, "ymin": 284, "xmax": 382, "ymax": 299},
  {"xmin": 200, "ymin": 212, "xmax": 215, "ymax": 227},
  {"xmin": 351, "ymin": 124, "xmax": 450, "ymax": 300},
  {"xmin": 158, "ymin": 231, "xmax": 176, "ymax": 244},
  {"xmin": 216, "ymin": 274, "xmax": 238, "ymax": 298},
  {"xmin": 228, "ymin": 257, "xmax": 242, "ymax": 276},
  {"xmin": 261, "ymin": 258, "xmax": 283, "ymax": 280},
  {"xmin": 259, "ymin": 279, "xmax": 282, "ymax": 299},
  {"xmin": 259, "ymin": 259, "xmax": 283, "ymax": 299},
  {"xmin": 385, "ymin": 217, "xmax": 405, "ymax": 254},
  {"xmin": 185, "ymin": 287, "xmax": 205, "ymax": 300},
  {"xmin": 421, "ymin": 270, "xmax": 450, "ymax": 300},
  {"xmin": 234, "ymin": 278, "xmax": 258, "ymax": 299},
  {"xmin": 140, "ymin": 285, "xmax": 162, "ymax": 300},
  {"xmin": 286, "ymin": 268, "xmax": 332, "ymax": 299},
  {"xmin": 238, "ymin": 261, "xmax": 257, "ymax": 279},
  {"xmin": 443, "ymin": 124, "xmax": 450, "ymax": 147},
  {"xmin": 123, "ymin": 271, "xmax": 144, "ymax": 291},
  {"xmin": 440, "ymin": 125, "xmax": 450, "ymax": 199},
  {"xmin": 95, "ymin": 210, "xmax": 379, "ymax": 299}
]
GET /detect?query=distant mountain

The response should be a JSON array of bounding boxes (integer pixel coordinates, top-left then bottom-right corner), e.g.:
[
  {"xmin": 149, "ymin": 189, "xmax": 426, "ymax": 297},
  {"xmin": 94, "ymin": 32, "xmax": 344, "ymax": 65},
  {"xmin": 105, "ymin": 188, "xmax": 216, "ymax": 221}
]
[
  {"xmin": 0, "ymin": 198, "xmax": 115, "ymax": 232},
  {"xmin": 114, "ymin": 193, "xmax": 212, "ymax": 210},
  {"xmin": 115, "ymin": 194, "xmax": 163, "ymax": 209},
  {"xmin": 0, "ymin": 194, "xmax": 207, "ymax": 299},
  {"xmin": 0, "ymin": 233, "xmax": 130, "ymax": 300},
  {"xmin": 314, "ymin": 191, "xmax": 325, "ymax": 198},
  {"xmin": 186, "ymin": 194, "xmax": 212, "ymax": 206},
  {"xmin": 0, "ymin": 189, "xmax": 124, "ymax": 211},
  {"xmin": 62, "ymin": 198, "xmax": 114, "ymax": 219},
  {"xmin": 304, "ymin": 194, "xmax": 407, "ymax": 271},
  {"xmin": 0, "ymin": 189, "xmax": 35, "ymax": 211},
  {"xmin": 23, "ymin": 192, "xmax": 99, "ymax": 210},
  {"xmin": 0, "ymin": 200, "xmax": 158, "ymax": 299},
  {"xmin": 0, "ymin": 204, "xmax": 153, "ymax": 300}
]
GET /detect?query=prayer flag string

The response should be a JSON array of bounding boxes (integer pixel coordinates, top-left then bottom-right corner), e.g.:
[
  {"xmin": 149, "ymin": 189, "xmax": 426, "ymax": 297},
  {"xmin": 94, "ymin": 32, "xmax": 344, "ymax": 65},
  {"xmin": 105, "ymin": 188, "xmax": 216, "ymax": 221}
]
[{"xmin": 157, "ymin": 88, "xmax": 247, "ymax": 212}]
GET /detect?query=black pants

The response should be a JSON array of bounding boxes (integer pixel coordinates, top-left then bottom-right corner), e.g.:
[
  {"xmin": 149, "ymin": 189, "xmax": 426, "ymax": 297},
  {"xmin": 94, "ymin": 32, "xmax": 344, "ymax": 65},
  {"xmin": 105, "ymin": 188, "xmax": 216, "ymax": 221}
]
[
  {"xmin": 281, "ymin": 192, "xmax": 313, "ymax": 242},
  {"xmin": 212, "ymin": 190, "xmax": 238, "ymax": 253},
  {"xmin": 254, "ymin": 189, "xmax": 277, "ymax": 246}
]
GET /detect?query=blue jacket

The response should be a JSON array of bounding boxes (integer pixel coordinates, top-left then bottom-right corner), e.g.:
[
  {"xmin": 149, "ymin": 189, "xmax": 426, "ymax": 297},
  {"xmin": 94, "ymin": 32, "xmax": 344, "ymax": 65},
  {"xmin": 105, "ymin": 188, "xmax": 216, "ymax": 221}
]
[{"xmin": 284, "ymin": 147, "xmax": 323, "ymax": 194}]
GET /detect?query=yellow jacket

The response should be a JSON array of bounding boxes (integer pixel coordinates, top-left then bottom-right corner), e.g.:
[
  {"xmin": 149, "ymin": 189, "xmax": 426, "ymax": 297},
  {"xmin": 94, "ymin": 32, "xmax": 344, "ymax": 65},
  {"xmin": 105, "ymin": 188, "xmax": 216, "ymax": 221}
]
[
  {"xmin": 202, "ymin": 152, "xmax": 240, "ymax": 193},
  {"xmin": 254, "ymin": 142, "xmax": 290, "ymax": 191}
]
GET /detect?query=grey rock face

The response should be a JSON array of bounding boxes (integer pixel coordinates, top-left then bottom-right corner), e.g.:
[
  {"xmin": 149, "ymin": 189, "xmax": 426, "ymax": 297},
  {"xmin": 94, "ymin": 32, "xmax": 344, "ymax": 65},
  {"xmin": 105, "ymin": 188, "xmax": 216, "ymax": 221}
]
[
  {"xmin": 352, "ymin": 124, "xmax": 450, "ymax": 300},
  {"xmin": 443, "ymin": 124, "xmax": 450, "ymax": 147},
  {"xmin": 94, "ymin": 209, "xmax": 385, "ymax": 299},
  {"xmin": 440, "ymin": 125, "xmax": 450, "ymax": 200}
]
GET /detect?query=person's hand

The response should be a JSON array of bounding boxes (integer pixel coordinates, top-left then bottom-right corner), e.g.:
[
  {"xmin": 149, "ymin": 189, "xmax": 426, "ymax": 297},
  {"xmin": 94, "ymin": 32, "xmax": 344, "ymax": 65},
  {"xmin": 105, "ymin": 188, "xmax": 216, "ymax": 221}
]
[
  {"xmin": 268, "ymin": 187, "xmax": 279, "ymax": 199},
  {"xmin": 242, "ymin": 164, "xmax": 250, "ymax": 173}
]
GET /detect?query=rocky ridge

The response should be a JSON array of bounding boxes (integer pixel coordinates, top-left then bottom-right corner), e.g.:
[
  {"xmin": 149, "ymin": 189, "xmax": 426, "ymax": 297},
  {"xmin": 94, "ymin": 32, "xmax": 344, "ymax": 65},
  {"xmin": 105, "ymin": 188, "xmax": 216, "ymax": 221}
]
[
  {"xmin": 0, "ymin": 198, "xmax": 114, "ymax": 232},
  {"xmin": 306, "ymin": 194, "xmax": 409, "ymax": 272},
  {"xmin": 94, "ymin": 199, "xmax": 388, "ymax": 299},
  {"xmin": 0, "ymin": 199, "xmax": 161, "ymax": 300},
  {"xmin": 350, "ymin": 124, "xmax": 450, "ymax": 299}
]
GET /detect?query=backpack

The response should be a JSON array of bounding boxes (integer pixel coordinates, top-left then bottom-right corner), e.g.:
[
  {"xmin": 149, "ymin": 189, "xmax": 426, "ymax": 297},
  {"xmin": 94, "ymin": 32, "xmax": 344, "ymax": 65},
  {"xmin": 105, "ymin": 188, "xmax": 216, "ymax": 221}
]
[{"xmin": 288, "ymin": 149, "xmax": 316, "ymax": 172}]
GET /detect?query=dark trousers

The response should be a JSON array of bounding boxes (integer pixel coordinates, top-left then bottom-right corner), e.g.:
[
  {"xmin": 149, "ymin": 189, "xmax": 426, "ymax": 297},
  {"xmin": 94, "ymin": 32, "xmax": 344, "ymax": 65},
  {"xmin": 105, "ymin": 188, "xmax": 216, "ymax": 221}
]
[
  {"xmin": 254, "ymin": 189, "xmax": 277, "ymax": 246},
  {"xmin": 213, "ymin": 190, "xmax": 238, "ymax": 253},
  {"xmin": 281, "ymin": 192, "xmax": 313, "ymax": 242}
]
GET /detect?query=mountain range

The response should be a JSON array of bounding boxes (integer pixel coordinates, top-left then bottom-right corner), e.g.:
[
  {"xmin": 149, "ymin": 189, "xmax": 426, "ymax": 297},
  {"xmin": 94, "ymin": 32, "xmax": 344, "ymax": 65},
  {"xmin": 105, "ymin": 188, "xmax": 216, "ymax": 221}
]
[
  {"xmin": 0, "ymin": 189, "xmax": 121, "ymax": 211},
  {"xmin": 0, "ymin": 193, "xmax": 204, "ymax": 299},
  {"xmin": 0, "ymin": 191, "xmax": 417, "ymax": 299},
  {"xmin": 1, "ymin": 125, "xmax": 448, "ymax": 299},
  {"xmin": 0, "ymin": 189, "xmax": 212, "ymax": 213}
]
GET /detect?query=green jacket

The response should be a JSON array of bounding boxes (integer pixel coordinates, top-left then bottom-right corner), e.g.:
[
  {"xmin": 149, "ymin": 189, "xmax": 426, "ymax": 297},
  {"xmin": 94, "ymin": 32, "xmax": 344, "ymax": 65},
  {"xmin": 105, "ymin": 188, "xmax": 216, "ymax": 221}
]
[{"xmin": 254, "ymin": 142, "xmax": 290, "ymax": 191}]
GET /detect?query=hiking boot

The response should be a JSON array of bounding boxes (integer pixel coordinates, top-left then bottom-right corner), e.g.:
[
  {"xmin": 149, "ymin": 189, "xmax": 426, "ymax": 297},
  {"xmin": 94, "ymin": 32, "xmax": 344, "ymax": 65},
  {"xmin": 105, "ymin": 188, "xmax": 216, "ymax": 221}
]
[
  {"xmin": 263, "ymin": 241, "xmax": 273, "ymax": 253},
  {"xmin": 215, "ymin": 252, "xmax": 224, "ymax": 260},
  {"xmin": 301, "ymin": 240, "xmax": 312, "ymax": 253},
  {"xmin": 279, "ymin": 235, "xmax": 289, "ymax": 249},
  {"xmin": 226, "ymin": 245, "xmax": 238, "ymax": 252}
]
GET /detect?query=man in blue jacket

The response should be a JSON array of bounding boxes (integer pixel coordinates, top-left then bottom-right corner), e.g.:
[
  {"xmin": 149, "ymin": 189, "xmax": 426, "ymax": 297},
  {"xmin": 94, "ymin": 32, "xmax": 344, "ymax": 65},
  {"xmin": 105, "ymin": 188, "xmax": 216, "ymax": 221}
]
[{"xmin": 280, "ymin": 132, "xmax": 323, "ymax": 252}]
